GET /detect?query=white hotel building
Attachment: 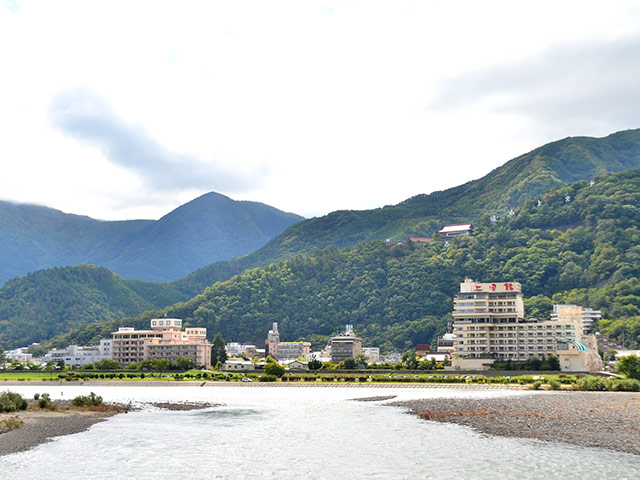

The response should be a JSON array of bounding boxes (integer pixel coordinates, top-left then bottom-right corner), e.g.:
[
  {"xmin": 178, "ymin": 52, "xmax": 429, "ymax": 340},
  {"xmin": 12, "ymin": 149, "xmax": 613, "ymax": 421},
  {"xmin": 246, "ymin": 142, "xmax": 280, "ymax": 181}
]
[{"xmin": 452, "ymin": 279, "xmax": 584, "ymax": 370}]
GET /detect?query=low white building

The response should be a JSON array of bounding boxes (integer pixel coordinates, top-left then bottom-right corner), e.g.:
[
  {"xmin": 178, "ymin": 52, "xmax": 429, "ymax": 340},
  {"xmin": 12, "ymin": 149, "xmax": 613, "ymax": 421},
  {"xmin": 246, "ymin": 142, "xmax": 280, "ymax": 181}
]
[
  {"xmin": 222, "ymin": 359, "xmax": 256, "ymax": 371},
  {"xmin": 42, "ymin": 339, "xmax": 112, "ymax": 367},
  {"xmin": 5, "ymin": 347, "xmax": 34, "ymax": 364},
  {"xmin": 285, "ymin": 359, "xmax": 309, "ymax": 371}
]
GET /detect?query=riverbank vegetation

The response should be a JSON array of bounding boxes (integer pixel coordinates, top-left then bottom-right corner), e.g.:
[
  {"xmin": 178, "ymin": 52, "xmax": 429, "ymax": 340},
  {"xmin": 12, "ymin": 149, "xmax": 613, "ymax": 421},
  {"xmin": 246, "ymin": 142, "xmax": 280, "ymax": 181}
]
[{"xmin": 3, "ymin": 370, "xmax": 638, "ymax": 390}]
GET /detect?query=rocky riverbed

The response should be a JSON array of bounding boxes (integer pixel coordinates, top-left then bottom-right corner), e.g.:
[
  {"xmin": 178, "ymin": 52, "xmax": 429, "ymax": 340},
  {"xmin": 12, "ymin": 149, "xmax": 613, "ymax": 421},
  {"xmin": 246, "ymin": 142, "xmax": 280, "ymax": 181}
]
[
  {"xmin": 391, "ymin": 391, "xmax": 640, "ymax": 455},
  {"xmin": 0, "ymin": 404, "xmax": 125, "ymax": 456}
]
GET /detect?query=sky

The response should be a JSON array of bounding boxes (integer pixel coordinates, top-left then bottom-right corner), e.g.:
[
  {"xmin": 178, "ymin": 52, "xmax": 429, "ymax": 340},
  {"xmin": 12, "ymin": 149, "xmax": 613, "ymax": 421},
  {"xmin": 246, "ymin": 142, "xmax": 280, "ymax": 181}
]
[{"xmin": 2, "ymin": 1, "xmax": 640, "ymax": 221}]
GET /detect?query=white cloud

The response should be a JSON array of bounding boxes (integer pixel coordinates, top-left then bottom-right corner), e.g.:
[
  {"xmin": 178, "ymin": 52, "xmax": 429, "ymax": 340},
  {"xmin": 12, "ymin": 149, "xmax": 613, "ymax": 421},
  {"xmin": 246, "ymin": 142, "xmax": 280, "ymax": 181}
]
[{"xmin": 1, "ymin": 1, "xmax": 640, "ymax": 220}]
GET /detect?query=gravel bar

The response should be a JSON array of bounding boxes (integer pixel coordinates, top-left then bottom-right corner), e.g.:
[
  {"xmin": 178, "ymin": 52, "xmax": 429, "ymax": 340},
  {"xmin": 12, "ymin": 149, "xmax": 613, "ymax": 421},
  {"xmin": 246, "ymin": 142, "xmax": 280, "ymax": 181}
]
[
  {"xmin": 391, "ymin": 392, "xmax": 640, "ymax": 455},
  {"xmin": 0, "ymin": 404, "xmax": 125, "ymax": 457}
]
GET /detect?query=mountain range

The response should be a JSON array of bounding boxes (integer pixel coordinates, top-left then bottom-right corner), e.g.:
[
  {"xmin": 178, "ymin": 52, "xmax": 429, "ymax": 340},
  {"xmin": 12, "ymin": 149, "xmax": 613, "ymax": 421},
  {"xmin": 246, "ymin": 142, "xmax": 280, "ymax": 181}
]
[
  {"xmin": 2, "ymin": 129, "xmax": 640, "ymax": 351},
  {"xmin": 175, "ymin": 128, "xmax": 640, "ymax": 295},
  {"xmin": 0, "ymin": 192, "xmax": 303, "ymax": 284}
]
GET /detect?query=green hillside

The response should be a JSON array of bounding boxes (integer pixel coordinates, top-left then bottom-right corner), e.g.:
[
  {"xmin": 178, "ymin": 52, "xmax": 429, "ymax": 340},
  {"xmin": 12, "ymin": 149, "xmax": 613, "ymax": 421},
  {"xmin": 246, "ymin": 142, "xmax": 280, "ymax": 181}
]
[
  {"xmin": 175, "ymin": 129, "xmax": 640, "ymax": 295},
  {"xmin": 48, "ymin": 169, "xmax": 640, "ymax": 352},
  {"xmin": 0, "ymin": 192, "xmax": 303, "ymax": 284},
  {"xmin": 0, "ymin": 265, "xmax": 188, "ymax": 348}
]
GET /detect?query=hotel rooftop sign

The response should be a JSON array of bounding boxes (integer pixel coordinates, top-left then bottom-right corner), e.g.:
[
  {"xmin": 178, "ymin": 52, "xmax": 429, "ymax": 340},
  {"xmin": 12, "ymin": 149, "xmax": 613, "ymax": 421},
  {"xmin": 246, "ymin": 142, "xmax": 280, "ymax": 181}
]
[{"xmin": 459, "ymin": 280, "xmax": 522, "ymax": 293}]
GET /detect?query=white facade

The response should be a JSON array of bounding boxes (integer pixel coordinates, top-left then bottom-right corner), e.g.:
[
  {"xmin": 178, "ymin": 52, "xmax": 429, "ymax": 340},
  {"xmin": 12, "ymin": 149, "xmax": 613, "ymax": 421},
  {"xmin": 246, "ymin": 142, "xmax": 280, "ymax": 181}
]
[
  {"xmin": 5, "ymin": 347, "xmax": 34, "ymax": 364},
  {"xmin": 222, "ymin": 359, "xmax": 256, "ymax": 371},
  {"xmin": 42, "ymin": 339, "xmax": 113, "ymax": 367}
]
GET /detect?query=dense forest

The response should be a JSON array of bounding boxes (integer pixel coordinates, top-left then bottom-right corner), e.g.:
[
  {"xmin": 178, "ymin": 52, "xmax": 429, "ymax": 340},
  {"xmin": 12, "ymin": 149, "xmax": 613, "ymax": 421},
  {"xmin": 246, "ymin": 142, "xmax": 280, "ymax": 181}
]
[
  {"xmin": 175, "ymin": 129, "xmax": 640, "ymax": 295},
  {"xmin": 40, "ymin": 169, "xmax": 640, "ymax": 353},
  {"xmin": 0, "ymin": 266, "xmax": 188, "ymax": 348}
]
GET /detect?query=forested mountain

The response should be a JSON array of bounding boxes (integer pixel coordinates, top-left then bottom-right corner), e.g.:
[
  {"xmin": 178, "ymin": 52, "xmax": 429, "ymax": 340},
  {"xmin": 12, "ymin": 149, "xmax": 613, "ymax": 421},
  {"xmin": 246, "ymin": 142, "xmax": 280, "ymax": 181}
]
[
  {"xmin": 0, "ymin": 265, "xmax": 189, "ymax": 348},
  {"xmin": 175, "ymin": 129, "xmax": 640, "ymax": 295},
  {"xmin": 44, "ymin": 169, "xmax": 640, "ymax": 353},
  {"xmin": 0, "ymin": 192, "xmax": 303, "ymax": 284}
]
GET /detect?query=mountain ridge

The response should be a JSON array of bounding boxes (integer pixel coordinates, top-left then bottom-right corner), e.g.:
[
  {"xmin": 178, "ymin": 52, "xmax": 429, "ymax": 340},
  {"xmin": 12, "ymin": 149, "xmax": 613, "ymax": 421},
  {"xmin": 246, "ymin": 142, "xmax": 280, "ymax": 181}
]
[
  {"xmin": 174, "ymin": 129, "xmax": 640, "ymax": 294},
  {"xmin": 0, "ymin": 192, "xmax": 303, "ymax": 284}
]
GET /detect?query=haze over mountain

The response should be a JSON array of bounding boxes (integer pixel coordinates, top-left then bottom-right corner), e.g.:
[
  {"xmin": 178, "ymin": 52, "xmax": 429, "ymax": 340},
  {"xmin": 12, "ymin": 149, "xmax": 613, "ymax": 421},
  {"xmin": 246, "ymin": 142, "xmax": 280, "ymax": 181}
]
[{"xmin": 0, "ymin": 192, "xmax": 303, "ymax": 284}]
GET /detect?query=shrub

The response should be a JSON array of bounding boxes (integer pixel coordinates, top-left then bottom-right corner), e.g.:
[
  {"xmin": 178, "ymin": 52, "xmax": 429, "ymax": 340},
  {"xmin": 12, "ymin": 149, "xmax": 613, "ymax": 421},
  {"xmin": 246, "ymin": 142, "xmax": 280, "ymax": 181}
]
[
  {"xmin": 264, "ymin": 363, "xmax": 285, "ymax": 378},
  {"xmin": 607, "ymin": 378, "xmax": 640, "ymax": 392},
  {"xmin": 575, "ymin": 376, "xmax": 608, "ymax": 391},
  {"xmin": 71, "ymin": 392, "xmax": 103, "ymax": 407},
  {"xmin": 259, "ymin": 374, "xmax": 277, "ymax": 382},
  {"xmin": 530, "ymin": 381, "xmax": 542, "ymax": 390},
  {"xmin": 0, "ymin": 391, "xmax": 28, "ymax": 412},
  {"xmin": 0, "ymin": 417, "xmax": 23, "ymax": 433},
  {"xmin": 548, "ymin": 380, "xmax": 561, "ymax": 390},
  {"xmin": 37, "ymin": 393, "xmax": 53, "ymax": 409}
]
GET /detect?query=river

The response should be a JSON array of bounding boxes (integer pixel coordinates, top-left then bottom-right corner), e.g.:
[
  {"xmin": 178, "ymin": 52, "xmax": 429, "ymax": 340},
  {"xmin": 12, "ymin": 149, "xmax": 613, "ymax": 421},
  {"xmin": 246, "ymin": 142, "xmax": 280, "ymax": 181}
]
[{"xmin": 1, "ymin": 384, "xmax": 639, "ymax": 479}]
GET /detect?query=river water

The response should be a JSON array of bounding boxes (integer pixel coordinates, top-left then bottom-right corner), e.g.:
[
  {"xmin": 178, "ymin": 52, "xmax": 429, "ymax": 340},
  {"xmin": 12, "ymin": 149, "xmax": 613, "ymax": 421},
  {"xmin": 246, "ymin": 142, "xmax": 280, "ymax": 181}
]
[{"xmin": 1, "ymin": 385, "xmax": 639, "ymax": 479}]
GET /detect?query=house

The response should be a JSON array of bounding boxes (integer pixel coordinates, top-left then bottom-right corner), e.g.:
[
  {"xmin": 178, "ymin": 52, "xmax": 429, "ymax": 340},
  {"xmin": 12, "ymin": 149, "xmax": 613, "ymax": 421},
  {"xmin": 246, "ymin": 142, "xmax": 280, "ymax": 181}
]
[
  {"xmin": 438, "ymin": 224, "xmax": 473, "ymax": 238},
  {"xmin": 285, "ymin": 359, "xmax": 309, "ymax": 371},
  {"xmin": 222, "ymin": 359, "xmax": 256, "ymax": 371}
]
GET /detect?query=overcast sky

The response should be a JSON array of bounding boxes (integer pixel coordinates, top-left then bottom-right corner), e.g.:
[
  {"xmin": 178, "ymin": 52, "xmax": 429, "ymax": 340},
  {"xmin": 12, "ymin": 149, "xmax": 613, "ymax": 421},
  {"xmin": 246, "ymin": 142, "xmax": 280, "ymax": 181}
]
[{"xmin": 2, "ymin": 1, "xmax": 640, "ymax": 220}]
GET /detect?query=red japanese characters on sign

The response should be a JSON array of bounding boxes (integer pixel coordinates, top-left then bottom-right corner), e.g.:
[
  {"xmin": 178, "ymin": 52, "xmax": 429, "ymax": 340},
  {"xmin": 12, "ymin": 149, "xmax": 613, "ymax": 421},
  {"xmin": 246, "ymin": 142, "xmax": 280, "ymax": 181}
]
[
  {"xmin": 474, "ymin": 285, "xmax": 483, "ymax": 291},
  {"xmin": 490, "ymin": 283, "xmax": 497, "ymax": 291},
  {"xmin": 503, "ymin": 283, "xmax": 514, "ymax": 291}
]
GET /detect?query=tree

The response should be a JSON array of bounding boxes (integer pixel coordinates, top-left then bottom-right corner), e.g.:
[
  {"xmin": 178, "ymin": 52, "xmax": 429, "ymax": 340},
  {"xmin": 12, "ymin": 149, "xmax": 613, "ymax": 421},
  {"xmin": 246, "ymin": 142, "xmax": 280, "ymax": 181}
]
[
  {"xmin": 308, "ymin": 358, "xmax": 322, "ymax": 370},
  {"xmin": 339, "ymin": 358, "xmax": 357, "ymax": 369},
  {"xmin": 617, "ymin": 354, "xmax": 640, "ymax": 379},
  {"xmin": 152, "ymin": 358, "xmax": 171, "ymax": 371},
  {"xmin": 175, "ymin": 356, "xmax": 195, "ymax": 371},
  {"xmin": 0, "ymin": 347, "xmax": 6, "ymax": 366},
  {"xmin": 264, "ymin": 362, "xmax": 285, "ymax": 378},
  {"xmin": 92, "ymin": 359, "xmax": 121, "ymax": 370},
  {"xmin": 402, "ymin": 350, "xmax": 418, "ymax": 370},
  {"xmin": 211, "ymin": 333, "xmax": 227, "ymax": 367},
  {"xmin": 354, "ymin": 354, "xmax": 369, "ymax": 369}
]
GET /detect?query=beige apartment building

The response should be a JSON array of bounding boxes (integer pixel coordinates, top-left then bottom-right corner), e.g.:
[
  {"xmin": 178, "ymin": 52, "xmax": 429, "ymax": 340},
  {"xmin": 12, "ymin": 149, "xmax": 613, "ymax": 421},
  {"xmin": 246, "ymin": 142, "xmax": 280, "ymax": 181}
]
[
  {"xmin": 264, "ymin": 322, "xmax": 311, "ymax": 361},
  {"xmin": 112, "ymin": 319, "xmax": 211, "ymax": 368},
  {"xmin": 330, "ymin": 325, "xmax": 362, "ymax": 363},
  {"xmin": 452, "ymin": 279, "xmax": 580, "ymax": 369}
]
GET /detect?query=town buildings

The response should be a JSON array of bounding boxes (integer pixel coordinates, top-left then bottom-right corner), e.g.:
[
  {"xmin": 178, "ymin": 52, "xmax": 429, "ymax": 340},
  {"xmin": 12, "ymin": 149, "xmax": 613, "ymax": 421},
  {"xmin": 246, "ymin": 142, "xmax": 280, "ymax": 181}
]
[
  {"xmin": 436, "ymin": 333, "xmax": 455, "ymax": 354},
  {"xmin": 451, "ymin": 279, "xmax": 601, "ymax": 371},
  {"xmin": 277, "ymin": 341, "xmax": 311, "ymax": 361},
  {"xmin": 362, "ymin": 347, "xmax": 380, "ymax": 363},
  {"xmin": 112, "ymin": 319, "xmax": 211, "ymax": 368},
  {"xmin": 4, "ymin": 347, "xmax": 36, "ymax": 364},
  {"xmin": 42, "ymin": 339, "xmax": 112, "ymax": 367},
  {"xmin": 330, "ymin": 325, "xmax": 362, "ymax": 363},
  {"xmin": 226, "ymin": 342, "xmax": 258, "ymax": 358},
  {"xmin": 264, "ymin": 322, "xmax": 311, "ymax": 361}
]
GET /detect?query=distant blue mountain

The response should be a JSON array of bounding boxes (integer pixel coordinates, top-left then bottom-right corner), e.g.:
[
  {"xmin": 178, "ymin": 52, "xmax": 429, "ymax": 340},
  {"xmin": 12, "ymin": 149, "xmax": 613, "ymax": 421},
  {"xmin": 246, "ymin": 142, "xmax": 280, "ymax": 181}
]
[{"xmin": 0, "ymin": 192, "xmax": 303, "ymax": 284}]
